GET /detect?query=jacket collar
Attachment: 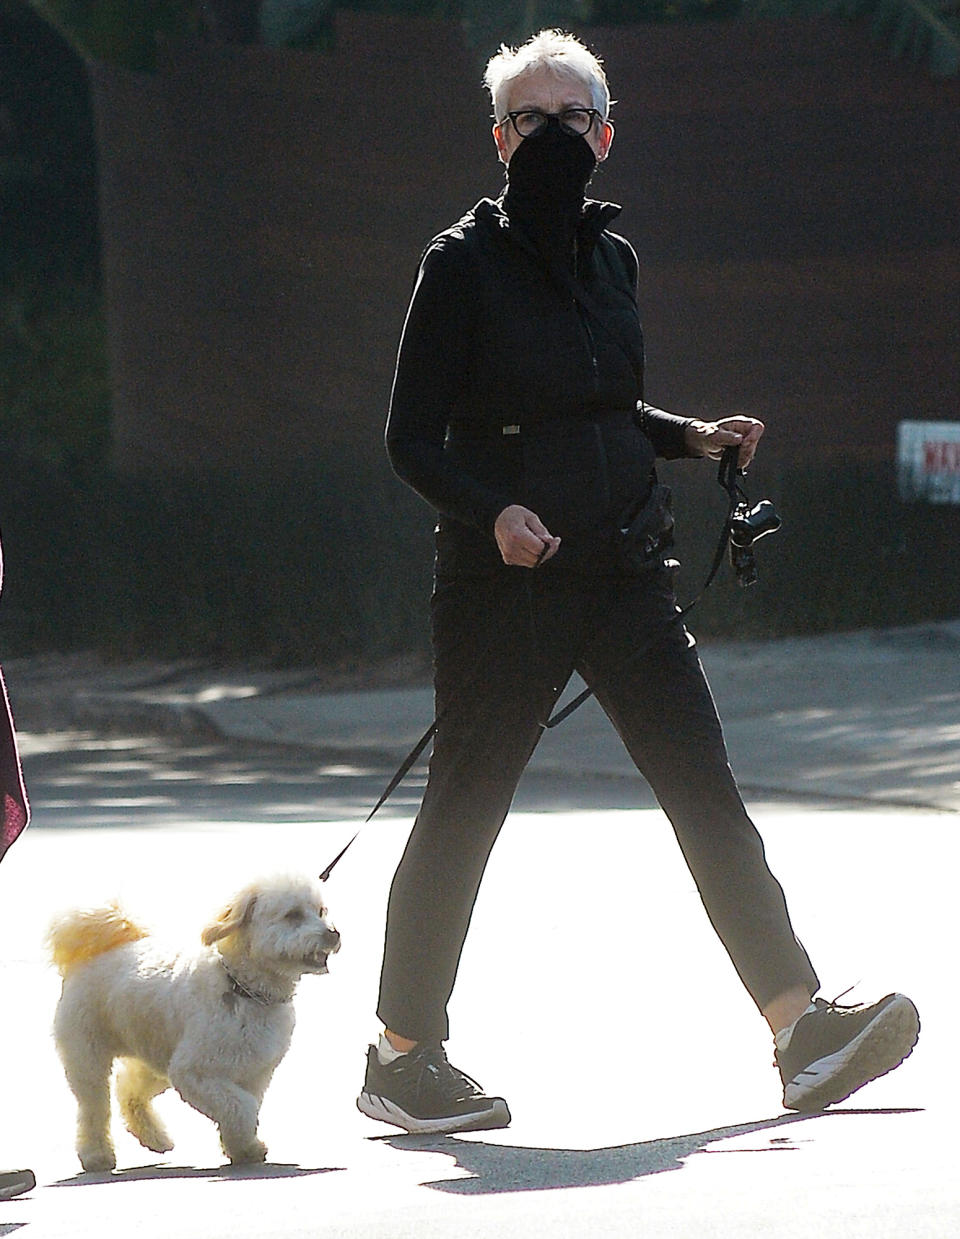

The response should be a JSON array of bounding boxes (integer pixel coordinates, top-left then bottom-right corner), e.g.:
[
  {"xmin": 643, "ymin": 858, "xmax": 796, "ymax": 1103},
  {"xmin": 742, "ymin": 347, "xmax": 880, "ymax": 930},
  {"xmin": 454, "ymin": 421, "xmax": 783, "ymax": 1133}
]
[{"xmin": 473, "ymin": 196, "xmax": 622, "ymax": 254}]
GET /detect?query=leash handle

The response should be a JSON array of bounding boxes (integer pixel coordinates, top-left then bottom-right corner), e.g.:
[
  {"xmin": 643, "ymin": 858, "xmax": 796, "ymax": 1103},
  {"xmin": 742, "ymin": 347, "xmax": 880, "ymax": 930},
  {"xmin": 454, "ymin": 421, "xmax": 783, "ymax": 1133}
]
[
  {"xmin": 718, "ymin": 443, "xmax": 747, "ymax": 503},
  {"xmin": 677, "ymin": 445, "xmax": 743, "ymax": 610}
]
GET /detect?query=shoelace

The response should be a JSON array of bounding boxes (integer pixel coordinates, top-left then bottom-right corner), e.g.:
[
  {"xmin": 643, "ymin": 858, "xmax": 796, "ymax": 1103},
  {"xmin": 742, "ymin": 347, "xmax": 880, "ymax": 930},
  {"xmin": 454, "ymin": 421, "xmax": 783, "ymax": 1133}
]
[
  {"xmin": 773, "ymin": 987, "xmax": 860, "ymax": 1068},
  {"xmin": 407, "ymin": 1044, "xmax": 486, "ymax": 1104},
  {"xmin": 813, "ymin": 985, "xmax": 860, "ymax": 1014}
]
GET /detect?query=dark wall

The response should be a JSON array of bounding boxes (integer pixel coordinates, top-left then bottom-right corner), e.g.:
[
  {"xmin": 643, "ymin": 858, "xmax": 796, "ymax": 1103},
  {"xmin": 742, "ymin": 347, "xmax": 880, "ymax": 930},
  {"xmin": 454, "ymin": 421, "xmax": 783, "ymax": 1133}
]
[
  {"xmin": 595, "ymin": 21, "xmax": 959, "ymax": 459},
  {"xmin": 90, "ymin": 12, "xmax": 960, "ymax": 471}
]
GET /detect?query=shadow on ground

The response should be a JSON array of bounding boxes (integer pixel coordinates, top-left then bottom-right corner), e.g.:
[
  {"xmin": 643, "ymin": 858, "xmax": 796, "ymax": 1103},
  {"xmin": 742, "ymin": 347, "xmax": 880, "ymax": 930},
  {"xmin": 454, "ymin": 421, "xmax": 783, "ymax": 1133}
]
[
  {"xmin": 19, "ymin": 731, "xmax": 657, "ymax": 830},
  {"xmin": 384, "ymin": 1108, "xmax": 921, "ymax": 1194},
  {"xmin": 50, "ymin": 1162, "xmax": 342, "ymax": 1187}
]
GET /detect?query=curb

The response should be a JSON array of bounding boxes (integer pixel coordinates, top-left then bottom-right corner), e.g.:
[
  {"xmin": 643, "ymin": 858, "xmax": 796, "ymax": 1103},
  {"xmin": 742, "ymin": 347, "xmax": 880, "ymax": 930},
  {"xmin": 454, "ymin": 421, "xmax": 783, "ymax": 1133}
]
[{"xmin": 12, "ymin": 688, "xmax": 221, "ymax": 742}]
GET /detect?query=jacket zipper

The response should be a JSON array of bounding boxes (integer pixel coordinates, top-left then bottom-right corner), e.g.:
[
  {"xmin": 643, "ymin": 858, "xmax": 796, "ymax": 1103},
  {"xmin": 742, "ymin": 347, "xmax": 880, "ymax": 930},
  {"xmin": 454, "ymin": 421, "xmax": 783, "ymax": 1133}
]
[
  {"xmin": 576, "ymin": 303, "xmax": 600, "ymax": 392},
  {"xmin": 573, "ymin": 237, "xmax": 600, "ymax": 392},
  {"xmin": 572, "ymin": 244, "xmax": 609, "ymax": 508}
]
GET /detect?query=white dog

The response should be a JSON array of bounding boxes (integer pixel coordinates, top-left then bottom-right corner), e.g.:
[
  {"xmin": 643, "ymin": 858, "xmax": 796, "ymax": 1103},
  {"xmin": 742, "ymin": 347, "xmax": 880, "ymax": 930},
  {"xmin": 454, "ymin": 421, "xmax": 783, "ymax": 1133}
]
[{"xmin": 48, "ymin": 874, "xmax": 339, "ymax": 1171}]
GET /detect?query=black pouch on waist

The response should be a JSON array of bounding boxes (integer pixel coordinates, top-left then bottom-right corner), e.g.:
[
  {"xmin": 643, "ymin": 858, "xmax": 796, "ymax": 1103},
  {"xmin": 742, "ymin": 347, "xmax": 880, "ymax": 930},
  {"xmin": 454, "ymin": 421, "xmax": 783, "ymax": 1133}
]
[{"xmin": 616, "ymin": 483, "xmax": 674, "ymax": 572}]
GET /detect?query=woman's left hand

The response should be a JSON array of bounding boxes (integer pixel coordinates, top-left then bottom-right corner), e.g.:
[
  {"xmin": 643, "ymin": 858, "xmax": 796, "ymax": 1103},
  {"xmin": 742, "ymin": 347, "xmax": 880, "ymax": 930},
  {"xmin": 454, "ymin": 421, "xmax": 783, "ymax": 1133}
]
[{"xmin": 684, "ymin": 416, "xmax": 765, "ymax": 470}]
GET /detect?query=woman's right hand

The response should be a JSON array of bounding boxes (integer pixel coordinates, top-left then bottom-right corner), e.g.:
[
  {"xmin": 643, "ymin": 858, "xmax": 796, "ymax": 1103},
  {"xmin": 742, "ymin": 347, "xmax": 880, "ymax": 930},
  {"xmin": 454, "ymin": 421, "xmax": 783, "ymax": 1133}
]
[{"xmin": 494, "ymin": 505, "xmax": 561, "ymax": 568}]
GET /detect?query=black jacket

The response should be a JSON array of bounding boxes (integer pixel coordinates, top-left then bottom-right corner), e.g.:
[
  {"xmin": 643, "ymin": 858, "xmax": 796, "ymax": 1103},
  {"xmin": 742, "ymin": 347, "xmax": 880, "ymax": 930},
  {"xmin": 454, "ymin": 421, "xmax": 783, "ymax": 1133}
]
[{"xmin": 386, "ymin": 197, "xmax": 692, "ymax": 576}]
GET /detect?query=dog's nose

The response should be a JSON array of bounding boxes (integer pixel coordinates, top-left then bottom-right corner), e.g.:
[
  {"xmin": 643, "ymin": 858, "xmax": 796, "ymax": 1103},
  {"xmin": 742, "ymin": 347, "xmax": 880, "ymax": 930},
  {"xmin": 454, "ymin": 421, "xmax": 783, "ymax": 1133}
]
[{"xmin": 323, "ymin": 927, "xmax": 341, "ymax": 953}]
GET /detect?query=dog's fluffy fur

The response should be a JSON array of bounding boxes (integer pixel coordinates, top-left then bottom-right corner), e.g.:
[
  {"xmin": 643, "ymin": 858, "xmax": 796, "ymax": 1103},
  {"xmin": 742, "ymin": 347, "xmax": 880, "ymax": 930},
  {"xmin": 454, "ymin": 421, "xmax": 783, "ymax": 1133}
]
[{"xmin": 48, "ymin": 874, "xmax": 339, "ymax": 1171}]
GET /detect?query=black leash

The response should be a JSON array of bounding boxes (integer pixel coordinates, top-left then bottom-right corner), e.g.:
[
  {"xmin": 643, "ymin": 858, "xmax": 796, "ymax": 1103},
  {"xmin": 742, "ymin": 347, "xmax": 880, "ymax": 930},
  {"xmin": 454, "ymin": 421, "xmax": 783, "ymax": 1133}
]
[
  {"xmin": 318, "ymin": 446, "xmax": 749, "ymax": 881},
  {"xmin": 319, "ymin": 718, "xmax": 437, "ymax": 881}
]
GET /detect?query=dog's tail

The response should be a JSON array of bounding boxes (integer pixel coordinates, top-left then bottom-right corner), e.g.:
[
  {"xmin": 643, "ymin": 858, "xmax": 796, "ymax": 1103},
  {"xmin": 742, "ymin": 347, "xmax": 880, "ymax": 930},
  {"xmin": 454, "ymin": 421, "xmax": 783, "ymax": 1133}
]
[{"xmin": 47, "ymin": 902, "xmax": 149, "ymax": 976}]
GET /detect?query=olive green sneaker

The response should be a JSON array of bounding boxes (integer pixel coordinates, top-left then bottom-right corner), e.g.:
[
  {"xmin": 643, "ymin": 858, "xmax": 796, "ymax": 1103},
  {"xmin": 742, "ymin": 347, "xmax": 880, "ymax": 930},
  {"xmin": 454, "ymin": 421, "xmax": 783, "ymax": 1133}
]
[
  {"xmin": 777, "ymin": 993, "xmax": 919, "ymax": 1111},
  {"xmin": 357, "ymin": 1041, "xmax": 511, "ymax": 1134}
]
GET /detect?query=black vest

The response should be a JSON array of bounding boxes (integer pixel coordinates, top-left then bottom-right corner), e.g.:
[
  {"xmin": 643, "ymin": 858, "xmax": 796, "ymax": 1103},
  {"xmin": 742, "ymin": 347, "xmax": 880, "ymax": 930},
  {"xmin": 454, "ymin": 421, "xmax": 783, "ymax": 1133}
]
[{"xmin": 435, "ymin": 199, "xmax": 656, "ymax": 575}]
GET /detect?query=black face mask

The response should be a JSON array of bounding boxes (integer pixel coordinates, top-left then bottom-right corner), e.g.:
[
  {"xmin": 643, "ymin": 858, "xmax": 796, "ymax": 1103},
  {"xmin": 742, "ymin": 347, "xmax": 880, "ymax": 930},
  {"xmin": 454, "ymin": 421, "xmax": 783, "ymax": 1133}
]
[{"xmin": 503, "ymin": 120, "xmax": 598, "ymax": 246}]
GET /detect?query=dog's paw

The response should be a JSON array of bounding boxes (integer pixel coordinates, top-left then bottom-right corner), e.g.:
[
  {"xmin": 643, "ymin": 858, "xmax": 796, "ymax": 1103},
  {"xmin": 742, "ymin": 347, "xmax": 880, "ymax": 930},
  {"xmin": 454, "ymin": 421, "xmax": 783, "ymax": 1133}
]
[
  {"xmin": 136, "ymin": 1132, "xmax": 174, "ymax": 1155},
  {"xmin": 124, "ymin": 1115, "xmax": 174, "ymax": 1154},
  {"xmin": 78, "ymin": 1145, "xmax": 117, "ymax": 1173},
  {"xmin": 227, "ymin": 1138, "xmax": 268, "ymax": 1165}
]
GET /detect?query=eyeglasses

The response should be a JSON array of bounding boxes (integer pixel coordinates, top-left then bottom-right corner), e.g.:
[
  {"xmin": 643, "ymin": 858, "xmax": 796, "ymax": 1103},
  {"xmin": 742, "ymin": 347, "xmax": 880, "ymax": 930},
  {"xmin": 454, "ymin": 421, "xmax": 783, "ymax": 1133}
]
[{"xmin": 499, "ymin": 108, "xmax": 604, "ymax": 139}]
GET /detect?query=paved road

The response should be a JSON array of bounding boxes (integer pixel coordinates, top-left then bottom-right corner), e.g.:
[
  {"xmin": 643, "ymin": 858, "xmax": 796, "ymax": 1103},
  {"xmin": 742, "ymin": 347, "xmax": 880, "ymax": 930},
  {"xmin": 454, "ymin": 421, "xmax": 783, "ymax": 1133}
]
[{"xmin": 1, "ymin": 730, "xmax": 956, "ymax": 1238}]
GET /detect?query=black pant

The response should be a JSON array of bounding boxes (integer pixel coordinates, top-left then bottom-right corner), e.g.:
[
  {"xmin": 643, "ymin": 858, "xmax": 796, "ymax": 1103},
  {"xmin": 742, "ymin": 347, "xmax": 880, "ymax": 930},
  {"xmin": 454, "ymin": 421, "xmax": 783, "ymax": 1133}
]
[{"xmin": 377, "ymin": 563, "xmax": 819, "ymax": 1041}]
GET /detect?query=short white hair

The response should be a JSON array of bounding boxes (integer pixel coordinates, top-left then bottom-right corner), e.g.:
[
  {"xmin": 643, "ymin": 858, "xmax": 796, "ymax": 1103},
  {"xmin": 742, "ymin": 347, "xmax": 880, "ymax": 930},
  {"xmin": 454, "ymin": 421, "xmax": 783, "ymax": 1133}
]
[{"xmin": 483, "ymin": 29, "xmax": 611, "ymax": 123}]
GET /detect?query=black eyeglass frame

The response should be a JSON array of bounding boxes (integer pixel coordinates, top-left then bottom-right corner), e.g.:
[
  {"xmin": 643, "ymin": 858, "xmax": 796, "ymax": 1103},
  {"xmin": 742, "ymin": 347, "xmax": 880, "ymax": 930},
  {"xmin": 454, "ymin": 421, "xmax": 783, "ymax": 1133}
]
[{"xmin": 498, "ymin": 107, "xmax": 606, "ymax": 139}]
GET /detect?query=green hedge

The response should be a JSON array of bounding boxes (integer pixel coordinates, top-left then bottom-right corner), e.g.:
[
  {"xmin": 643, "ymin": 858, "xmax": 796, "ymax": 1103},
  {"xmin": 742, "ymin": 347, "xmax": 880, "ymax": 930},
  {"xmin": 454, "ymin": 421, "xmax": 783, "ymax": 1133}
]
[
  {"xmin": 0, "ymin": 451, "xmax": 956, "ymax": 668},
  {"xmin": 660, "ymin": 454, "xmax": 960, "ymax": 638},
  {"xmin": 0, "ymin": 453, "xmax": 435, "ymax": 665}
]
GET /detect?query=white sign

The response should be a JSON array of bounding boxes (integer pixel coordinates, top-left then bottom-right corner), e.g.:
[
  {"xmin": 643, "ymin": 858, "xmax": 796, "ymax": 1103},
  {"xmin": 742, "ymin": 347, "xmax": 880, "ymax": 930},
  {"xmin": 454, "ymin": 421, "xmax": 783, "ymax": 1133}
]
[{"xmin": 897, "ymin": 421, "xmax": 960, "ymax": 504}]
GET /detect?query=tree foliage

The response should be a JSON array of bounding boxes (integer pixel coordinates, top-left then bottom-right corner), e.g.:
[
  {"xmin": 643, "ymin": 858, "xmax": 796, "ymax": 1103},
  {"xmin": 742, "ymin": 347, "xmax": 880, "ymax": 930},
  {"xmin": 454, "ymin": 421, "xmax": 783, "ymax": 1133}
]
[
  {"xmin": 25, "ymin": 1, "xmax": 196, "ymax": 71},
  {"xmin": 20, "ymin": 0, "xmax": 960, "ymax": 74},
  {"xmin": 741, "ymin": 0, "xmax": 960, "ymax": 76},
  {"xmin": 1, "ymin": 1, "xmax": 107, "ymax": 468},
  {"xmin": 837, "ymin": 0, "xmax": 959, "ymax": 76}
]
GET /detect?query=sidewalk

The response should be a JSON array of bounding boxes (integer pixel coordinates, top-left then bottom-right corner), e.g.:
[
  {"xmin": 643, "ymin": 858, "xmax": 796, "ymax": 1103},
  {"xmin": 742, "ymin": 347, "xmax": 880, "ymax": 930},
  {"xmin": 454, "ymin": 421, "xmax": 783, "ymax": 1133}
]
[{"xmin": 8, "ymin": 619, "xmax": 960, "ymax": 812}]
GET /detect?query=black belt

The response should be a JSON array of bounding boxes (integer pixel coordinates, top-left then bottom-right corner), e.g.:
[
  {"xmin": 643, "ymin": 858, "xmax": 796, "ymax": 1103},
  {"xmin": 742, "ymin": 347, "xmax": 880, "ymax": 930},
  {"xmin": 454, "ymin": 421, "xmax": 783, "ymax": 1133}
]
[{"xmin": 446, "ymin": 407, "xmax": 637, "ymax": 443}]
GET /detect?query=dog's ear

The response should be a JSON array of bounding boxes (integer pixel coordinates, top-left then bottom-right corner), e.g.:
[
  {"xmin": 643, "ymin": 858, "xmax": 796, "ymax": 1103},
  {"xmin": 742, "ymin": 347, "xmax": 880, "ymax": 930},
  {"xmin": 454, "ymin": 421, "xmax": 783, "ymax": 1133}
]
[{"xmin": 201, "ymin": 891, "xmax": 258, "ymax": 945}]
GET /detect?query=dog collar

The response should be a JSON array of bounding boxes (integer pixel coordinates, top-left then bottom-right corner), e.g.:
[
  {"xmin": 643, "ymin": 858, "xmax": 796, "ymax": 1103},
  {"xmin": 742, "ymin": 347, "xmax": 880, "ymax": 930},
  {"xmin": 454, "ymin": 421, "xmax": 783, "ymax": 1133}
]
[{"xmin": 220, "ymin": 961, "xmax": 290, "ymax": 1007}]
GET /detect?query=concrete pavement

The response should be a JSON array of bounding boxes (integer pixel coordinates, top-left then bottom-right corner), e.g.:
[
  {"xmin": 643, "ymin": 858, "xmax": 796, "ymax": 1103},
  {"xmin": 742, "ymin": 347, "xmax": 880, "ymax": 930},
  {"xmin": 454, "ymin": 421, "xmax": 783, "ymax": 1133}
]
[{"xmin": 1, "ymin": 803, "xmax": 956, "ymax": 1238}]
